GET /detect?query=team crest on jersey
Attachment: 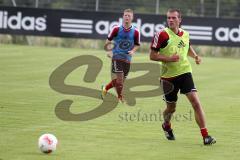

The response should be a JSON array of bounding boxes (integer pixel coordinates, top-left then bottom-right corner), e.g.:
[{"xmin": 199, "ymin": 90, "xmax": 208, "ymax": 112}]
[{"xmin": 118, "ymin": 39, "xmax": 133, "ymax": 51}]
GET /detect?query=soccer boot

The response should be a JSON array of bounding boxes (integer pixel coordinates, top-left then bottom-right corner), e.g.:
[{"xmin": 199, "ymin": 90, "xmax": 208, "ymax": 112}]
[
  {"xmin": 101, "ymin": 85, "xmax": 107, "ymax": 100},
  {"xmin": 162, "ymin": 124, "xmax": 175, "ymax": 140},
  {"xmin": 203, "ymin": 135, "xmax": 216, "ymax": 145}
]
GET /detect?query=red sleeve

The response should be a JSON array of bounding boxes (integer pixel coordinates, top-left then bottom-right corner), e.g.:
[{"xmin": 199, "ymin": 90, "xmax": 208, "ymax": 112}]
[
  {"xmin": 107, "ymin": 26, "xmax": 119, "ymax": 41},
  {"xmin": 150, "ymin": 30, "xmax": 169, "ymax": 51},
  {"xmin": 134, "ymin": 29, "xmax": 140, "ymax": 45}
]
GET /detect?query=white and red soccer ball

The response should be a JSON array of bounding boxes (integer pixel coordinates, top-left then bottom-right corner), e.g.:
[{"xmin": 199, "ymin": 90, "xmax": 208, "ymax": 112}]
[{"xmin": 38, "ymin": 133, "xmax": 58, "ymax": 154}]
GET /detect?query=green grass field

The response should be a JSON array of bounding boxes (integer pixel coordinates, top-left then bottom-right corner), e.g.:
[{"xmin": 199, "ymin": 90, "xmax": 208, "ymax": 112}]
[{"xmin": 0, "ymin": 44, "xmax": 240, "ymax": 160}]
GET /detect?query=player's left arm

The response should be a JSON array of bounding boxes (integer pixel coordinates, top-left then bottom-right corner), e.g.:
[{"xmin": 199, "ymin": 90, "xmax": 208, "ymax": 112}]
[
  {"xmin": 128, "ymin": 29, "xmax": 140, "ymax": 56},
  {"xmin": 128, "ymin": 45, "xmax": 140, "ymax": 56},
  {"xmin": 188, "ymin": 45, "xmax": 201, "ymax": 65}
]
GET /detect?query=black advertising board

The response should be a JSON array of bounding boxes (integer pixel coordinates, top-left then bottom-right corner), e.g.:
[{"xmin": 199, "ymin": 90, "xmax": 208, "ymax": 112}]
[{"xmin": 0, "ymin": 6, "xmax": 239, "ymax": 47}]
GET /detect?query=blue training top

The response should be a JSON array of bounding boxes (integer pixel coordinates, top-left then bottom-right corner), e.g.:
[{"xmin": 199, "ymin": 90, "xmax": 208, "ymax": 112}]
[{"xmin": 112, "ymin": 25, "xmax": 136, "ymax": 62}]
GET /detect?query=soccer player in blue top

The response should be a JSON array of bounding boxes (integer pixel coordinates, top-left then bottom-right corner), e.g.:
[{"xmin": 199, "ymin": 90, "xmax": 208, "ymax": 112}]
[{"xmin": 101, "ymin": 8, "xmax": 140, "ymax": 103}]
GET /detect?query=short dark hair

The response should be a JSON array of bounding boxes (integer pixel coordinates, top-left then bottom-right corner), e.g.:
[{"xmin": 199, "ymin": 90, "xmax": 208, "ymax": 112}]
[{"xmin": 167, "ymin": 8, "xmax": 182, "ymax": 18}]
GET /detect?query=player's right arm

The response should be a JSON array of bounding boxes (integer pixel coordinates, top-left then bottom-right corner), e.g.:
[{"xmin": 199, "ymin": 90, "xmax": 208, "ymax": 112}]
[
  {"xmin": 150, "ymin": 50, "xmax": 179, "ymax": 62},
  {"xmin": 104, "ymin": 39, "xmax": 113, "ymax": 58},
  {"xmin": 149, "ymin": 31, "xmax": 179, "ymax": 62},
  {"xmin": 104, "ymin": 26, "xmax": 119, "ymax": 58}
]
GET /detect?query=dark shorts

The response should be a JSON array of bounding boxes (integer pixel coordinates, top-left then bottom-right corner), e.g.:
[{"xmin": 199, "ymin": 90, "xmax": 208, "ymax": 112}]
[
  {"xmin": 160, "ymin": 72, "xmax": 197, "ymax": 103},
  {"xmin": 112, "ymin": 59, "xmax": 130, "ymax": 78}
]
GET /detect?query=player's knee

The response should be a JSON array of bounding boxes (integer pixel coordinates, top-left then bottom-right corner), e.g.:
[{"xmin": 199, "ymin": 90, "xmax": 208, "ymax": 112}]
[
  {"xmin": 167, "ymin": 102, "xmax": 176, "ymax": 107},
  {"xmin": 115, "ymin": 79, "xmax": 123, "ymax": 87},
  {"xmin": 166, "ymin": 105, "xmax": 176, "ymax": 113},
  {"xmin": 170, "ymin": 108, "xmax": 176, "ymax": 113}
]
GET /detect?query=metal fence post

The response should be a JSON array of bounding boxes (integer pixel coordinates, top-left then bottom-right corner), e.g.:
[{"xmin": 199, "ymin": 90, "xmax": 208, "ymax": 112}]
[
  {"xmin": 35, "ymin": 0, "xmax": 39, "ymax": 8},
  {"xmin": 156, "ymin": 0, "xmax": 159, "ymax": 14},
  {"xmin": 11, "ymin": 0, "xmax": 17, "ymax": 6},
  {"xmin": 200, "ymin": 0, "xmax": 205, "ymax": 17},
  {"xmin": 216, "ymin": 0, "xmax": 220, "ymax": 18},
  {"xmin": 96, "ymin": 0, "xmax": 99, "ymax": 11}
]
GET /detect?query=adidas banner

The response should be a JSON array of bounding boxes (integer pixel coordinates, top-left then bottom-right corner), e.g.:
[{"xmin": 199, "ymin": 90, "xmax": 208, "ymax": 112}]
[{"xmin": 0, "ymin": 6, "xmax": 239, "ymax": 47}]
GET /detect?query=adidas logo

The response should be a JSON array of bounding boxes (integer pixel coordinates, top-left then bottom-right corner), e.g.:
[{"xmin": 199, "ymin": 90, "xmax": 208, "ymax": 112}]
[
  {"xmin": 0, "ymin": 10, "xmax": 47, "ymax": 31},
  {"xmin": 177, "ymin": 40, "xmax": 186, "ymax": 48}
]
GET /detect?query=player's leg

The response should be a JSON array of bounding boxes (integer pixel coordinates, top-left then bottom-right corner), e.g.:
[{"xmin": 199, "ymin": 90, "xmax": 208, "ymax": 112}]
[
  {"xmin": 101, "ymin": 80, "xmax": 116, "ymax": 100},
  {"xmin": 179, "ymin": 73, "xmax": 205, "ymax": 127},
  {"xmin": 181, "ymin": 73, "xmax": 216, "ymax": 145},
  {"xmin": 186, "ymin": 92, "xmax": 216, "ymax": 145},
  {"xmin": 120, "ymin": 61, "xmax": 131, "ymax": 102},
  {"xmin": 101, "ymin": 74, "xmax": 124, "ymax": 102},
  {"xmin": 101, "ymin": 60, "xmax": 120, "ymax": 99},
  {"xmin": 111, "ymin": 60, "xmax": 125, "ymax": 102},
  {"xmin": 162, "ymin": 102, "xmax": 176, "ymax": 140},
  {"xmin": 161, "ymin": 78, "xmax": 179, "ymax": 140},
  {"xmin": 186, "ymin": 92, "xmax": 206, "ymax": 129},
  {"xmin": 163, "ymin": 102, "xmax": 176, "ymax": 124},
  {"xmin": 102, "ymin": 79, "xmax": 116, "ymax": 94},
  {"xmin": 115, "ymin": 72, "xmax": 124, "ymax": 102}
]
